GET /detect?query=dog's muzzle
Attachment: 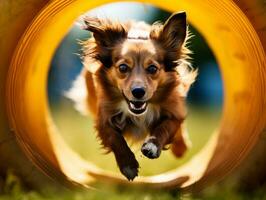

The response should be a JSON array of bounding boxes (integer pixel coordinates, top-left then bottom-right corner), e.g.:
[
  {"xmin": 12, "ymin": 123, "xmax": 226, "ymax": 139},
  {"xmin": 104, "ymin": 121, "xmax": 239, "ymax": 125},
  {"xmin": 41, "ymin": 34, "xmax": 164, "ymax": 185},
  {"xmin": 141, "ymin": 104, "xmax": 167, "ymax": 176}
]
[{"xmin": 122, "ymin": 92, "xmax": 148, "ymax": 115}]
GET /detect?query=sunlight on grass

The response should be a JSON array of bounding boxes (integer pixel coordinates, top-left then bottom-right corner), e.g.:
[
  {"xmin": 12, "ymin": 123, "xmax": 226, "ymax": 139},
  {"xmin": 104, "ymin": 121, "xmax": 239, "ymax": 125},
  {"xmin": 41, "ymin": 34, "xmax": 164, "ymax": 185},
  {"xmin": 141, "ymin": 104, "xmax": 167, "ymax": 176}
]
[
  {"xmin": 50, "ymin": 100, "xmax": 221, "ymax": 176},
  {"xmin": 1, "ymin": 169, "xmax": 265, "ymax": 200},
  {"xmin": 2, "ymin": 104, "xmax": 265, "ymax": 200}
]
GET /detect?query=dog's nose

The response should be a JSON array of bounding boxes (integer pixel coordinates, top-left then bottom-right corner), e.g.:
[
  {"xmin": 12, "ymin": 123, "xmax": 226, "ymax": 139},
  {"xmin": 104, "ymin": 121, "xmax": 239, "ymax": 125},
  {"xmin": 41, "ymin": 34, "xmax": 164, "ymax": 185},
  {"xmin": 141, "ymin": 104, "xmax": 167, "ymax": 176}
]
[{"xmin": 131, "ymin": 87, "xmax": 145, "ymax": 99}]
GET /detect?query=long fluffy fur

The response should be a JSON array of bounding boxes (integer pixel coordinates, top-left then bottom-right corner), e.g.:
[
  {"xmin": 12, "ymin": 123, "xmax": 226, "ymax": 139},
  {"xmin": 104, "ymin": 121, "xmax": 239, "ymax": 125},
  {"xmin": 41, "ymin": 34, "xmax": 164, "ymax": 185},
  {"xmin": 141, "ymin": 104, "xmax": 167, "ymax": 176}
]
[{"xmin": 66, "ymin": 12, "xmax": 197, "ymax": 181}]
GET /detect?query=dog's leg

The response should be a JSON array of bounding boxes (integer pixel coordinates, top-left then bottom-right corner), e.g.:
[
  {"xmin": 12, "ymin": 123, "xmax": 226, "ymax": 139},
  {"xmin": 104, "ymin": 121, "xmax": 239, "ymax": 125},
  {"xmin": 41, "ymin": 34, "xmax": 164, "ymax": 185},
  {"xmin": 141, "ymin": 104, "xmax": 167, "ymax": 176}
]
[
  {"xmin": 96, "ymin": 120, "xmax": 139, "ymax": 181},
  {"xmin": 142, "ymin": 118, "xmax": 182, "ymax": 159},
  {"xmin": 171, "ymin": 122, "xmax": 191, "ymax": 158}
]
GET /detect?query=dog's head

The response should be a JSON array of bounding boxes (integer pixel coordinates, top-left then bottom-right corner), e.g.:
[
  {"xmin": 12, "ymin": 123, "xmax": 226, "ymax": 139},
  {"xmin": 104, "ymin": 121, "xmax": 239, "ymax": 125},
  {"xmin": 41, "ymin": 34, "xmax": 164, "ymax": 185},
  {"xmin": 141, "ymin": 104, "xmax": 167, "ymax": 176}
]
[{"xmin": 83, "ymin": 12, "xmax": 195, "ymax": 116}]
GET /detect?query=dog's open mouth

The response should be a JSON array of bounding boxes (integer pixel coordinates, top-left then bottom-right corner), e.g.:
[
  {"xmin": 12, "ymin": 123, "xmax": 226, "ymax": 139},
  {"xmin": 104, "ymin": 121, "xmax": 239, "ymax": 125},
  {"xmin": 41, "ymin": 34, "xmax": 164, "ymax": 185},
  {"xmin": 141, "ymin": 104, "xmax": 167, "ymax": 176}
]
[
  {"xmin": 122, "ymin": 92, "xmax": 148, "ymax": 115},
  {"xmin": 127, "ymin": 100, "xmax": 147, "ymax": 115}
]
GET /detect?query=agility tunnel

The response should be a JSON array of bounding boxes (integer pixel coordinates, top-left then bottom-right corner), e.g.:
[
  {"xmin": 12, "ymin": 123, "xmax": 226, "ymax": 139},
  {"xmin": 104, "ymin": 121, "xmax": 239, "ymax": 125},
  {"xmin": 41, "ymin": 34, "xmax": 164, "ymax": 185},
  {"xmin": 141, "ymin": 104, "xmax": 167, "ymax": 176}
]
[{"xmin": 0, "ymin": 0, "xmax": 265, "ymax": 192}]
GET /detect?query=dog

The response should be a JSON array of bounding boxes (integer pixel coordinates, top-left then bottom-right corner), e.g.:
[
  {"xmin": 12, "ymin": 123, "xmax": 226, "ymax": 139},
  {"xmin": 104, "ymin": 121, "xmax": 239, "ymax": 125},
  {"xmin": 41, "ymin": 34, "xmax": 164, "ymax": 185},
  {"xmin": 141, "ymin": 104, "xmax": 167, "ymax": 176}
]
[{"xmin": 66, "ymin": 11, "xmax": 197, "ymax": 181}]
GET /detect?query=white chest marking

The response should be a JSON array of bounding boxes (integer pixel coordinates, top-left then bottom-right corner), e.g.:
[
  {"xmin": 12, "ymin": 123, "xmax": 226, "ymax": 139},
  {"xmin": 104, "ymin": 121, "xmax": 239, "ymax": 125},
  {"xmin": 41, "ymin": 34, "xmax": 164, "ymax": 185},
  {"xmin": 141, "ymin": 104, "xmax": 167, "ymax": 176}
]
[{"xmin": 117, "ymin": 101, "xmax": 160, "ymax": 139}]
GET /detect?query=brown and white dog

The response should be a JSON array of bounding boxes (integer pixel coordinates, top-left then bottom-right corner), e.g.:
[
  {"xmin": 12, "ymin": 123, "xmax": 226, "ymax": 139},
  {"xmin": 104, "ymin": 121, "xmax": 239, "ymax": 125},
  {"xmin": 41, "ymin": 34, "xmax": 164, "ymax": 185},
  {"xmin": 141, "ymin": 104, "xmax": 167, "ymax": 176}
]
[{"xmin": 66, "ymin": 12, "xmax": 197, "ymax": 181}]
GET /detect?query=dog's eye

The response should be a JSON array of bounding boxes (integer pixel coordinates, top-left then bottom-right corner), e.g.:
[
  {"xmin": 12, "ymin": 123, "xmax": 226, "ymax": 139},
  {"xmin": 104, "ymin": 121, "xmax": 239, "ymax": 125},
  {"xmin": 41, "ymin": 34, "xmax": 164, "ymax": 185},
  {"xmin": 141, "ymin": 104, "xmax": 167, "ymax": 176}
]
[
  {"xmin": 146, "ymin": 65, "xmax": 158, "ymax": 74},
  {"xmin": 118, "ymin": 64, "xmax": 129, "ymax": 73}
]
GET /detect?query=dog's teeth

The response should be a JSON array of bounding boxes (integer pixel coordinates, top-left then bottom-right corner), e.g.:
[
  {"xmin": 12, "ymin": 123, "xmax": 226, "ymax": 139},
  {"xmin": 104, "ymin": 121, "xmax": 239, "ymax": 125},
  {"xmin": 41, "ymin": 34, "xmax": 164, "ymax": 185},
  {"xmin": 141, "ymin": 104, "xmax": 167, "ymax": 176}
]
[
  {"xmin": 129, "ymin": 102, "xmax": 146, "ymax": 111},
  {"xmin": 130, "ymin": 102, "xmax": 135, "ymax": 109}
]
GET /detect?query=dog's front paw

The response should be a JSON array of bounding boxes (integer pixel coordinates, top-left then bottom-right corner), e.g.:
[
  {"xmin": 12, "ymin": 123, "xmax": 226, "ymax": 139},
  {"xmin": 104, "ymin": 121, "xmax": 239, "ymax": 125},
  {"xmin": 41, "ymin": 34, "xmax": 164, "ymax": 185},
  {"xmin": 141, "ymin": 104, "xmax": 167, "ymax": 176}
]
[
  {"xmin": 117, "ymin": 152, "xmax": 139, "ymax": 181},
  {"xmin": 121, "ymin": 165, "xmax": 138, "ymax": 181},
  {"xmin": 141, "ymin": 140, "xmax": 161, "ymax": 159}
]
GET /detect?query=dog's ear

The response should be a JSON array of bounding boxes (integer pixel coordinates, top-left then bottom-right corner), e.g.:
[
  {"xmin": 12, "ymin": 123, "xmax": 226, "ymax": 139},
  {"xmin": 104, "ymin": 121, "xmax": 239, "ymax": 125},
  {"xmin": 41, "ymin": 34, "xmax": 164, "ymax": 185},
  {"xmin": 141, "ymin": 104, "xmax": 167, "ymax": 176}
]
[
  {"xmin": 83, "ymin": 17, "xmax": 127, "ymax": 67},
  {"xmin": 160, "ymin": 12, "xmax": 187, "ymax": 49},
  {"xmin": 150, "ymin": 12, "xmax": 188, "ymax": 71}
]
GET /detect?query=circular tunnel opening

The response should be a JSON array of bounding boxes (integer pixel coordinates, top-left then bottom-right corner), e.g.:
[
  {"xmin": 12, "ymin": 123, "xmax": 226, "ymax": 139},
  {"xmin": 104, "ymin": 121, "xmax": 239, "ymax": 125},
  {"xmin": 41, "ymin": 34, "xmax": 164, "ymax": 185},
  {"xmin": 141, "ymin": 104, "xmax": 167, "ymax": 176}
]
[
  {"xmin": 6, "ymin": 0, "xmax": 265, "ymax": 192},
  {"xmin": 47, "ymin": 2, "xmax": 223, "ymax": 178}
]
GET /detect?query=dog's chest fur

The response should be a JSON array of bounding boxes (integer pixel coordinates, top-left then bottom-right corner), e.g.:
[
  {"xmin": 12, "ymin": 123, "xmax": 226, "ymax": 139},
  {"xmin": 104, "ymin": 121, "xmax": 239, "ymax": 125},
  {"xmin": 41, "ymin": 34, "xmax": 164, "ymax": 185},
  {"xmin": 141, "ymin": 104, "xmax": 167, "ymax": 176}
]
[{"xmin": 112, "ymin": 101, "xmax": 160, "ymax": 140}]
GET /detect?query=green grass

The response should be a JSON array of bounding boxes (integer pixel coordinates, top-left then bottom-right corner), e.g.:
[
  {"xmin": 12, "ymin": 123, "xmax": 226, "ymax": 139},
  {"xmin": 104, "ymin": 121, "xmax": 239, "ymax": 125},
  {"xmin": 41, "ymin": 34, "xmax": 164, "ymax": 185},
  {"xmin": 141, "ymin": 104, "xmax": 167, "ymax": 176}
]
[
  {"xmin": 1, "ymin": 170, "xmax": 265, "ymax": 200},
  {"xmin": 50, "ymin": 100, "xmax": 221, "ymax": 176},
  {"xmin": 1, "ymin": 100, "xmax": 265, "ymax": 199}
]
